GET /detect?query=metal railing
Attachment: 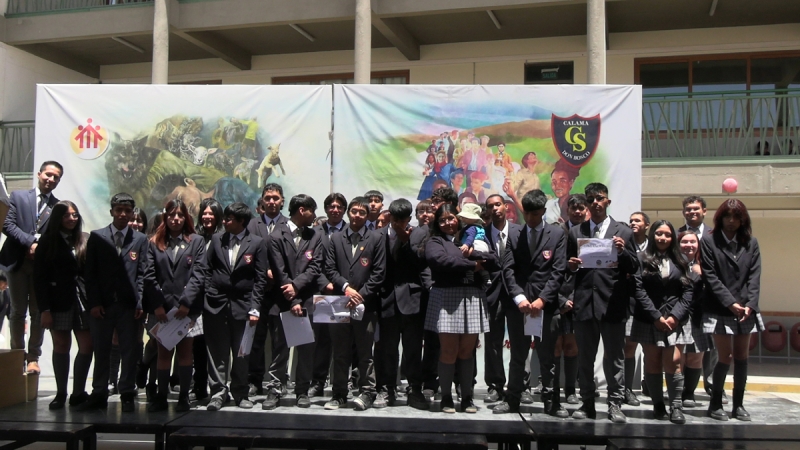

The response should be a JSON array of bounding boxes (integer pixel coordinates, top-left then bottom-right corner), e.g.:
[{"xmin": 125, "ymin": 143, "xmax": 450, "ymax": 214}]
[
  {"xmin": 0, "ymin": 121, "xmax": 35, "ymax": 174},
  {"xmin": 6, "ymin": 0, "xmax": 152, "ymax": 15},
  {"xmin": 642, "ymin": 89, "xmax": 800, "ymax": 159}
]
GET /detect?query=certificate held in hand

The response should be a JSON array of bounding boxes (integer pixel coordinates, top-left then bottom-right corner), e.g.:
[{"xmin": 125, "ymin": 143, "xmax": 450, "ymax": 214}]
[{"xmin": 577, "ymin": 238, "xmax": 618, "ymax": 269}]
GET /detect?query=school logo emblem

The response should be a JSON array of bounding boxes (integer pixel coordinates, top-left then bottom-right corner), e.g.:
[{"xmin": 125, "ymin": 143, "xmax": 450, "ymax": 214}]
[
  {"xmin": 542, "ymin": 250, "xmax": 552, "ymax": 260},
  {"xmin": 243, "ymin": 254, "xmax": 253, "ymax": 264},
  {"xmin": 70, "ymin": 118, "xmax": 109, "ymax": 160},
  {"xmin": 360, "ymin": 257, "xmax": 369, "ymax": 267},
  {"xmin": 129, "ymin": 251, "xmax": 138, "ymax": 261},
  {"xmin": 551, "ymin": 113, "xmax": 601, "ymax": 167},
  {"xmin": 305, "ymin": 250, "xmax": 313, "ymax": 260},
  {"xmin": 187, "ymin": 256, "xmax": 193, "ymax": 265}
]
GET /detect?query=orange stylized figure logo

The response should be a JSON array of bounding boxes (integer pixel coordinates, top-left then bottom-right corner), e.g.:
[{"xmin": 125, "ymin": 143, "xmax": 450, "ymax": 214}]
[{"xmin": 70, "ymin": 118, "xmax": 109, "ymax": 159}]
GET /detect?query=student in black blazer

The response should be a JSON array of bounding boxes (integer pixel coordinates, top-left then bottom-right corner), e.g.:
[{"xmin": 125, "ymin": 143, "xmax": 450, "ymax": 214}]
[
  {"xmin": 143, "ymin": 199, "xmax": 206, "ymax": 412},
  {"xmin": 78, "ymin": 193, "xmax": 149, "ymax": 412},
  {"xmin": 701, "ymin": 199, "xmax": 763, "ymax": 422},
  {"xmin": 482, "ymin": 194, "xmax": 524, "ymax": 405},
  {"xmin": 270, "ymin": 194, "xmax": 324, "ymax": 408},
  {"xmin": 566, "ymin": 183, "xmax": 639, "ymax": 423},
  {"xmin": 494, "ymin": 190, "xmax": 567, "ymax": 416},
  {"xmin": 33, "ymin": 200, "xmax": 93, "ymax": 410},
  {"xmin": 374, "ymin": 199, "xmax": 430, "ymax": 410},
  {"xmin": 0, "ymin": 161, "xmax": 62, "ymax": 374},
  {"xmin": 323, "ymin": 197, "xmax": 386, "ymax": 411},
  {"xmin": 245, "ymin": 183, "xmax": 285, "ymax": 395},
  {"xmin": 203, "ymin": 202, "xmax": 269, "ymax": 411},
  {"xmin": 630, "ymin": 220, "xmax": 693, "ymax": 424}
]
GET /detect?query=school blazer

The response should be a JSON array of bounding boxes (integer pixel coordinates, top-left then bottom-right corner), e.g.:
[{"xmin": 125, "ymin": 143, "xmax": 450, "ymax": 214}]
[
  {"xmin": 33, "ymin": 234, "xmax": 87, "ymax": 313},
  {"xmin": 502, "ymin": 223, "xmax": 567, "ymax": 314},
  {"xmin": 678, "ymin": 223, "xmax": 713, "ymax": 236},
  {"xmin": 84, "ymin": 226, "xmax": 148, "ymax": 310},
  {"xmin": 143, "ymin": 235, "xmax": 206, "ymax": 316},
  {"xmin": 268, "ymin": 223, "xmax": 324, "ymax": 313},
  {"xmin": 0, "ymin": 189, "xmax": 59, "ymax": 272},
  {"xmin": 325, "ymin": 228, "xmax": 386, "ymax": 312},
  {"xmin": 378, "ymin": 226, "xmax": 429, "ymax": 318},
  {"xmin": 631, "ymin": 254, "xmax": 692, "ymax": 324},
  {"xmin": 203, "ymin": 230, "xmax": 270, "ymax": 320},
  {"xmin": 484, "ymin": 221, "xmax": 524, "ymax": 308},
  {"xmin": 700, "ymin": 232, "xmax": 761, "ymax": 316},
  {"xmin": 313, "ymin": 221, "xmax": 347, "ymax": 293},
  {"xmin": 567, "ymin": 218, "xmax": 640, "ymax": 323},
  {"xmin": 424, "ymin": 235, "xmax": 499, "ymax": 289}
]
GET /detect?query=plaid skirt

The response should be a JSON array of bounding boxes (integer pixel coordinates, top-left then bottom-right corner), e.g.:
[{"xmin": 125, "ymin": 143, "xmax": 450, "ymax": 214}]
[
  {"xmin": 702, "ymin": 312, "xmax": 765, "ymax": 335},
  {"xmin": 685, "ymin": 319, "xmax": 715, "ymax": 353},
  {"xmin": 629, "ymin": 318, "xmax": 693, "ymax": 347},
  {"xmin": 50, "ymin": 305, "xmax": 90, "ymax": 332},
  {"xmin": 424, "ymin": 286, "xmax": 489, "ymax": 334}
]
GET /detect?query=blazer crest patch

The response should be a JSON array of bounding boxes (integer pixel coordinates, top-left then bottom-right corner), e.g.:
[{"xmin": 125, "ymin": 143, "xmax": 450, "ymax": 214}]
[
  {"xmin": 129, "ymin": 251, "xmax": 138, "ymax": 261},
  {"xmin": 305, "ymin": 250, "xmax": 313, "ymax": 260},
  {"xmin": 243, "ymin": 254, "xmax": 253, "ymax": 264},
  {"xmin": 186, "ymin": 256, "xmax": 193, "ymax": 265},
  {"xmin": 360, "ymin": 257, "xmax": 369, "ymax": 267},
  {"xmin": 542, "ymin": 250, "xmax": 552, "ymax": 260}
]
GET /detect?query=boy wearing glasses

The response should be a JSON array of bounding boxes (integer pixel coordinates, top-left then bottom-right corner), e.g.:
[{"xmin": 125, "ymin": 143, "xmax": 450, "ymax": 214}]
[{"xmin": 566, "ymin": 183, "xmax": 639, "ymax": 423}]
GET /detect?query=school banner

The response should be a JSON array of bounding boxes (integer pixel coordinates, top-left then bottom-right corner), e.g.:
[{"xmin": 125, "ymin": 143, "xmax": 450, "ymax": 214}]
[
  {"xmin": 332, "ymin": 85, "xmax": 642, "ymax": 224},
  {"xmin": 34, "ymin": 85, "xmax": 333, "ymax": 230}
]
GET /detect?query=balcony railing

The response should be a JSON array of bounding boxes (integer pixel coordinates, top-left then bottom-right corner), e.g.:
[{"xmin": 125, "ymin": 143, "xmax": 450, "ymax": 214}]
[
  {"xmin": 6, "ymin": 0, "xmax": 152, "ymax": 15},
  {"xmin": 642, "ymin": 89, "xmax": 800, "ymax": 160},
  {"xmin": 0, "ymin": 121, "xmax": 35, "ymax": 174}
]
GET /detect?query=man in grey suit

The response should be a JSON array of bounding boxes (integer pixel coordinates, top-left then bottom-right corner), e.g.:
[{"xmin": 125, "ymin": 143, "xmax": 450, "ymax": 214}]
[{"xmin": 0, "ymin": 160, "xmax": 62, "ymax": 374}]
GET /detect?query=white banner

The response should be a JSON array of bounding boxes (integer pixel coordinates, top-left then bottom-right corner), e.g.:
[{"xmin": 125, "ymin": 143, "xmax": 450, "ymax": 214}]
[{"xmin": 34, "ymin": 85, "xmax": 333, "ymax": 230}]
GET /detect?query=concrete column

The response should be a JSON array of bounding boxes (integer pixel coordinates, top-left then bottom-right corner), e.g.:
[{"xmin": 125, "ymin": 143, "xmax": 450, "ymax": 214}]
[
  {"xmin": 354, "ymin": 0, "xmax": 371, "ymax": 84},
  {"xmin": 152, "ymin": 0, "xmax": 169, "ymax": 84},
  {"xmin": 586, "ymin": 0, "xmax": 606, "ymax": 84}
]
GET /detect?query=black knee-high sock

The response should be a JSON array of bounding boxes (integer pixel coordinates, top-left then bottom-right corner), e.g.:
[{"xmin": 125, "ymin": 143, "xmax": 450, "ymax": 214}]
[
  {"xmin": 733, "ymin": 359, "xmax": 748, "ymax": 391},
  {"xmin": 683, "ymin": 367, "xmax": 702, "ymax": 400},
  {"xmin": 624, "ymin": 357, "xmax": 636, "ymax": 391},
  {"xmin": 563, "ymin": 355, "xmax": 578, "ymax": 394},
  {"xmin": 712, "ymin": 362, "xmax": 730, "ymax": 393},
  {"xmin": 457, "ymin": 358, "xmax": 475, "ymax": 399},
  {"xmin": 645, "ymin": 373, "xmax": 664, "ymax": 405},
  {"xmin": 179, "ymin": 366, "xmax": 193, "ymax": 396},
  {"xmin": 72, "ymin": 353, "xmax": 92, "ymax": 395},
  {"xmin": 157, "ymin": 369, "xmax": 171, "ymax": 397},
  {"xmin": 438, "ymin": 361, "xmax": 455, "ymax": 398},
  {"xmin": 52, "ymin": 352, "xmax": 71, "ymax": 396},
  {"xmin": 665, "ymin": 372, "xmax": 684, "ymax": 404}
]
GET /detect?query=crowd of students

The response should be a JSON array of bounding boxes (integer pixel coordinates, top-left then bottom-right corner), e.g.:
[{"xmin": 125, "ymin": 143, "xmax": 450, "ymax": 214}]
[{"xmin": 0, "ymin": 160, "xmax": 763, "ymax": 424}]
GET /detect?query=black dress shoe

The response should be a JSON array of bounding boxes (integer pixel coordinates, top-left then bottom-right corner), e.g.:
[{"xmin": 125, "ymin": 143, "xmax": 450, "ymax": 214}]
[
  {"xmin": 49, "ymin": 393, "xmax": 67, "ymax": 410},
  {"xmin": 607, "ymin": 403, "xmax": 627, "ymax": 424},
  {"xmin": 296, "ymin": 394, "xmax": 311, "ymax": 408},
  {"xmin": 492, "ymin": 401, "xmax": 519, "ymax": 414},
  {"xmin": 623, "ymin": 388, "xmax": 640, "ymax": 406},
  {"xmin": 669, "ymin": 405, "xmax": 686, "ymax": 424},
  {"xmin": 708, "ymin": 406, "xmax": 729, "ymax": 421},
  {"xmin": 308, "ymin": 383, "xmax": 324, "ymax": 398},
  {"xmin": 566, "ymin": 393, "xmax": 580, "ymax": 405},
  {"xmin": 76, "ymin": 393, "xmax": 108, "ymax": 412},
  {"xmin": 571, "ymin": 401, "xmax": 596, "ymax": 420},
  {"xmin": 732, "ymin": 406, "xmax": 751, "ymax": 421},
  {"xmin": 175, "ymin": 394, "xmax": 191, "ymax": 412},
  {"xmin": 238, "ymin": 399, "xmax": 254, "ymax": 409},
  {"xmin": 148, "ymin": 396, "xmax": 168, "ymax": 412},
  {"xmin": 520, "ymin": 390, "xmax": 534, "ymax": 404},
  {"xmin": 407, "ymin": 390, "xmax": 430, "ymax": 410},
  {"xmin": 484, "ymin": 388, "xmax": 503, "ymax": 403},
  {"xmin": 68, "ymin": 391, "xmax": 89, "ymax": 407},
  {"xmin": 548, "ymin": 403, "xmax": 569, "ymax": 418},
  {"xmin": 121, "ymin": 393, "xmax": 136, "ymax": 412}
]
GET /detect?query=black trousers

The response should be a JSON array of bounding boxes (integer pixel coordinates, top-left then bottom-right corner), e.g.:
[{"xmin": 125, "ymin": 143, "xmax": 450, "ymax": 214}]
[
  {"xmin": 375, "ymin": 311, "xmax": 425, "ymax": 392},
  {"xmin": 204, "ymin": 308, "xmax": 250, "ymax": 403},
  {"xmin": 295, "ymin": 320, "xmax": 326, "ymax": 395},
  {"xmin": 248, "ymin": 317, "xmax": 269, "ymax": 386},
  {"xmin": 329, "ymin": 312, "xmax": 377, "ymax": 399},
  {"xmin": 484, "ymin": 300, "xmax": 508, "ymax": 392},
  {"xmin": 503, "ymin": 304, "xmax": 534, "ymax": 407},
  {"xmin": 535, "ymin": 311, "xmax": 562, "ymax": 398},
  {"xmin": 89, "ymin": 302, "xmax": 139, "ymax": 396},
  {"xmin": 312, "ymin": 321, "xmax": 332, "ymax": 385}
]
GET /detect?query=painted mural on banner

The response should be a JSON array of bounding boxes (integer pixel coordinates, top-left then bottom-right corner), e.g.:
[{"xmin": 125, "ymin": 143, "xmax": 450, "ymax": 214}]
[
  {"xmin": 34, "ymin": 85, "xmax": 333, "ymax": 230},
  {"xmin": 332, "ymin": 85, "xmax": 642, "ymax": 225}
]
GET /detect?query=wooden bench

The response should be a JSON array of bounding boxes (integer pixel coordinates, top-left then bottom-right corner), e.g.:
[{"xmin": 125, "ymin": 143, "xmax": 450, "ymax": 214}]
[
  {"xmin": 0, "ymin": 421, "xmax": 96, "ymax": 450},
  {"xmin": 607, "ymin": 438, "xmax": 800, "ymax": 450},
  {"xmin": 167, "ymin": 427, "xmax": 488, "ymax": 450}
]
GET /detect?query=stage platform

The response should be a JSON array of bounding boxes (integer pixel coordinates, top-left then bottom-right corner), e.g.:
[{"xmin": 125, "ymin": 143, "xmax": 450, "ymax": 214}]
[{"xmin": 2, "ymin": 389, "xmax": 800, "ymax": 449}]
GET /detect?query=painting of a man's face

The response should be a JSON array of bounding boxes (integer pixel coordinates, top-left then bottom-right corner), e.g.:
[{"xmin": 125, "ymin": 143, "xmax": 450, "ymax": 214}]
[{"xmin": 551, "ymin": 170, "xmax": 575, "ymax": 199}]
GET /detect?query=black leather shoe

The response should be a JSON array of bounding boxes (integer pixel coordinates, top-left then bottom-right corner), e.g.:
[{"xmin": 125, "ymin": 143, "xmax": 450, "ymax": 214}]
[
  {"xmin": 120, "ymin": 393, "xmax": 135, "ymax": 412},
  {"xmin": 492, "ymin": 401, "xmax": 519, "ymax": 414},
  {"xmin": 407, "ymin": 390, "xmax": 430, "ymax": 410},
  {"xmin": 49, "ymin": 393, "xmax": 67, "ymax": 410},
  {"xmin": 732, "ymin": 406, "xmax": 751, "ymax": 421},
  {"xmin": 261, "ymin": 392, "xmax": 280, "ymax": 410},
  {"xmin": 148, "ymin": 396, "xmax": 168, "ymax": 412},
  {"xmin": 69, "ymin": 391, "xmax": 89, "ymax": 407},
  {"xmin": 571, "ymin": 401, "xmax": 596, "ymax": 420},
  {"xmin": 709, "ymin": 406, "xmax": 729, "ymax": 421},
  {"xmin": 308, "ymin": 383, "xmax": 324, "ymax": 398},
  {"xmin": 520, "ymin": 390, "xmax": 534, "ymax": 404},
  {"xmin": 248, "ymin": 383, "xmax": 263, "ymax": 397},
  {"xmin": 175, "ymin": 394, "xmax": 191, "ymax": 412},
  {"xmin": 607, "ymin": 403, "xmax": 627, "ymax": 424},
  {"xmin": 296, "ymin": 394, "xmax": 310, "ymax": 408},
  {"xmin": 76, "ymin": 393, "xmax": 108, "ymax": 412},
  {"xmin": 653, "ymin": 402, "xmax": 668, "ymax": 420},
  {"xmin": 353, "ymin": 392, "xmax": 373, "ymax": 411},
  {"xmin": 549, "ymin": 403, "xmax": 569, "ymax": 418},
  {"xmin": 623, "ymin": 388, "xmax": 640, "ymax": 406},
  {"xmin": 484, "ymin": 387, "xmax": 503, "ymax": 403},
  {"xmin": 669, "ymin": 405, "xmax": 686, "ymax": 424},
  {"xmin": 238, "ymin": 399, "xmax": 254, "ymax": 409},
  {"xmin": 566, "ymin": 393, "xmax": 580, "ymax": 405}
]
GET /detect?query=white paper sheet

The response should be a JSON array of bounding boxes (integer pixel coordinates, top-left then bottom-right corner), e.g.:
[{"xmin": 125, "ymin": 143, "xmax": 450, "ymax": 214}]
[
  {"xmin": 577, "ymin": 238, "xmax": 619, "ymax": 269},
  {"xmin": 280, "ymin": 311, "xmax": 315, "ymax": 347},
  {"xmin": 524, "ymin": 312, "xmax": 544, "ymax": 339},
  {"xmin": 312, "ymin": 296, "xmax": 365, "ymax": 323},
  {"xmin": 147, "ymin": 307, "xmax": 193, "ymax": 351},
  {"xmin": 238, "ymin": 320, "xmax": 257, "ymax": 357}
]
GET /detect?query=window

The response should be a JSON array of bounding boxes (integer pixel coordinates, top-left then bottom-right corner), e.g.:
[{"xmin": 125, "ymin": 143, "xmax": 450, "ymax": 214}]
[
  {"xmin": 524, "ymin": 62, "xmax": 574, "ymax": 85},
  {"xmin": 272, "ymin": 71, "xmax": 409, "ymax": 85}
]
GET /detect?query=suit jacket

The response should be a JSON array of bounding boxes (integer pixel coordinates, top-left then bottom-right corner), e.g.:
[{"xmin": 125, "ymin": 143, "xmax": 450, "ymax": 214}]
[
  {"xmin": 143, "ymin": 235, "xmax": 206, "ymax": 316},
  {"xmin": 268, "ymin": 222, "xmax": 324, "ymax": 312},
  {"xmin": 33, "ymin": 234, "xmax": 86, "ymax": 313},
  {"xmin": 325, "ymin": 227, "xmax": 386, "ymax": 312},
  {"xmin": 84, "ymin": 226, "xmax": 148, "ymax": 310},
  {"xmin": 203, "ymin": 230, "xmax": 270, "ymax": 320},
  {"xmin": 567, "ymin": 217, "xmax": 640, "ymax": 322},
  {"xmin": 425, "ymin": 235, "xmax": 499, "ymax": 289},
  {"xmin": 484, "ymin": 221, "xmax": 523, "ymax": 308},
  {"xmin": 378, "ymin": 225, "xmax": 429, "ymax": 318},
  {"xmin": 313, "ymin": 220, "xmax": 347, "ymax": 293},
  {"xmin": 678, "ymin": 223, "xmax": 713, "ymax": 236},
  {"xmin": 247, "ymin": 213, "xmax": 288, "ymax": 240},
  {"xmin": 631, "ymin": 254, "xmax": 692, "ymax": 324},
  {"xmin": 700, "ymin": 232, "xmax": 761, "ymax": 316},
  {"xmin": 0, "ymin": 189, "xmax": 59, "ymax": 272},
  {"xmin": 502, "ymin": 223, "xmax": 567, "ymax": 314}
]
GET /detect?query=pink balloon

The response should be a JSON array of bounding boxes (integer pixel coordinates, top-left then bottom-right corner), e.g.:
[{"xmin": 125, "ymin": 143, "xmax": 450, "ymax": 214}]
[{"xmin": 722, "ymin": 177, "xmax": 738, "ymax": 193}]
